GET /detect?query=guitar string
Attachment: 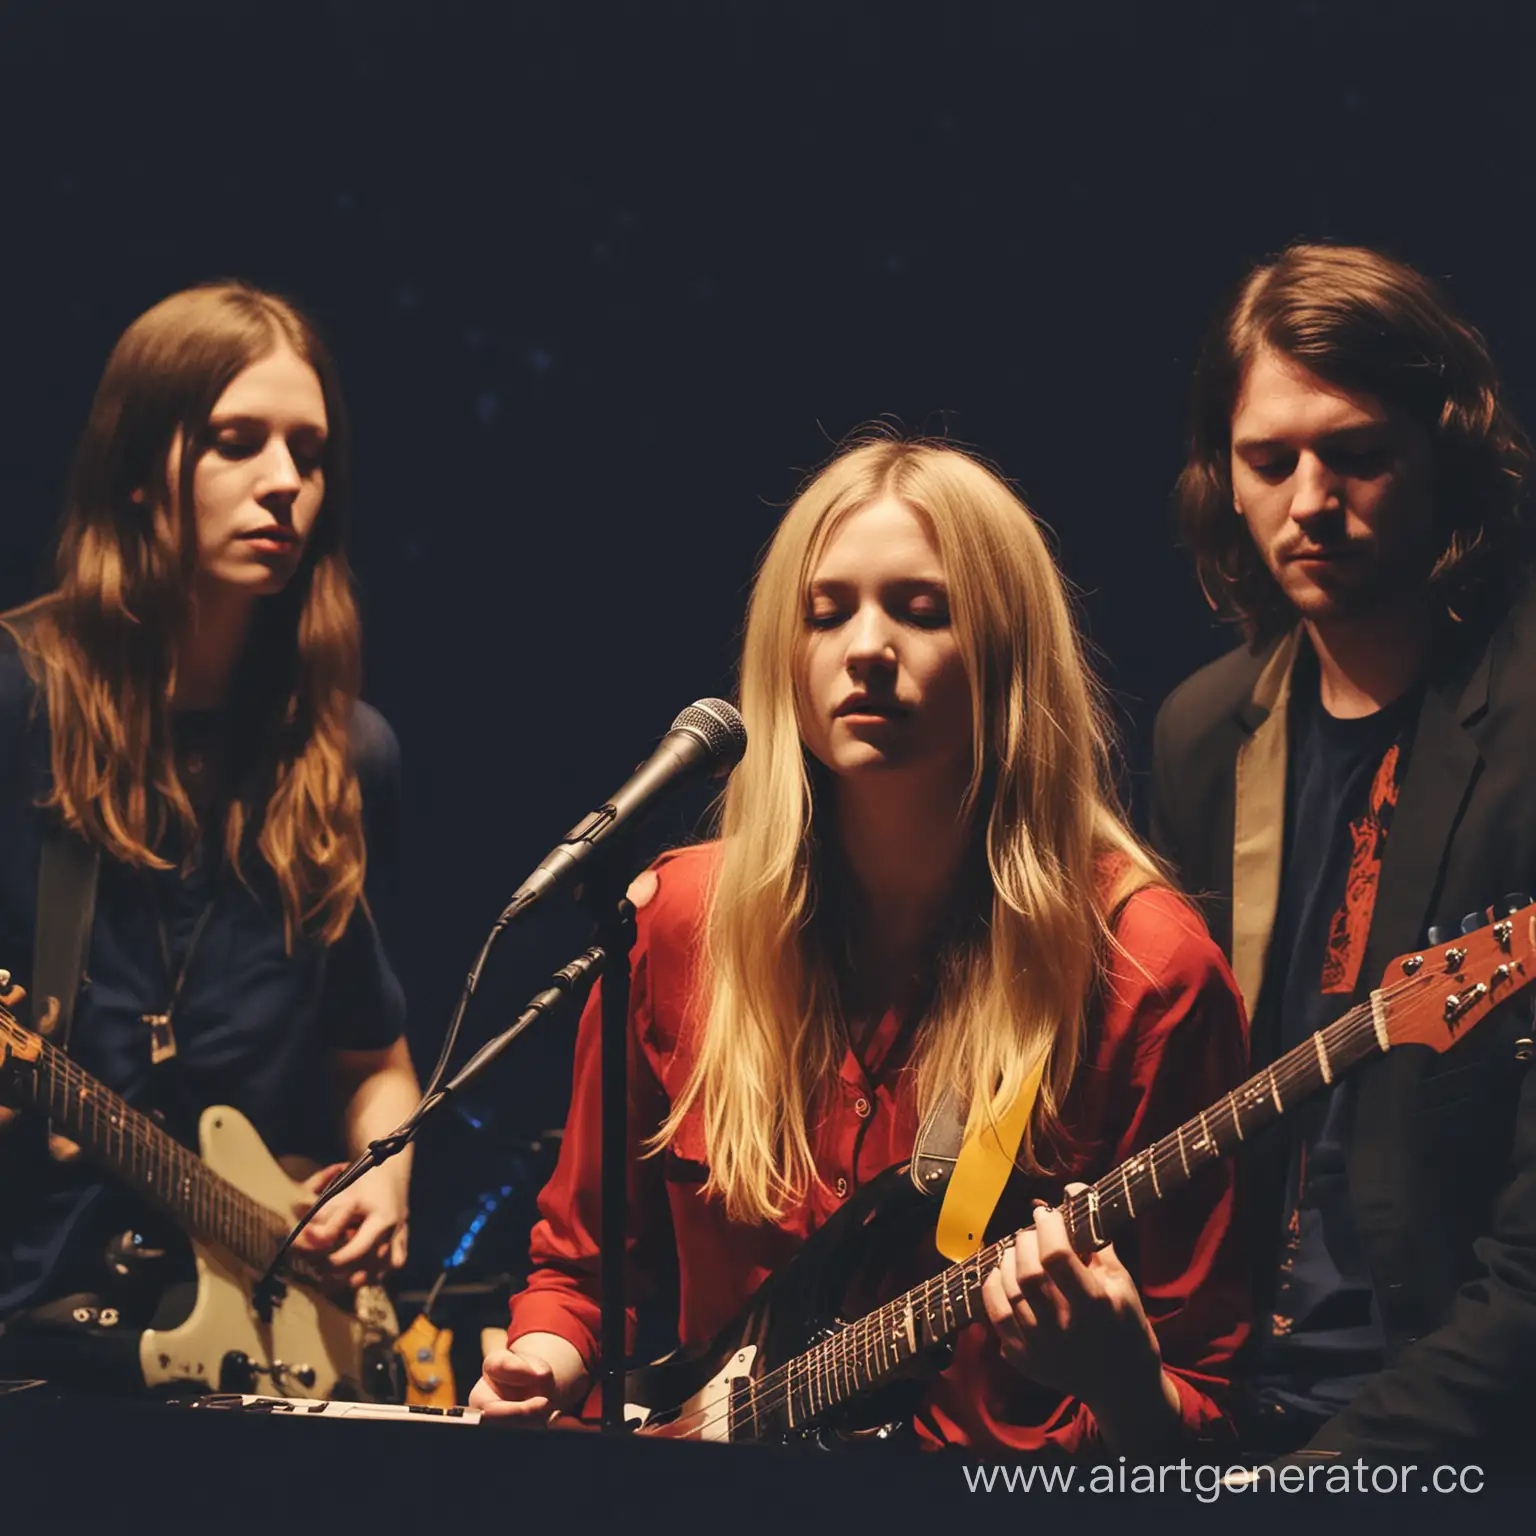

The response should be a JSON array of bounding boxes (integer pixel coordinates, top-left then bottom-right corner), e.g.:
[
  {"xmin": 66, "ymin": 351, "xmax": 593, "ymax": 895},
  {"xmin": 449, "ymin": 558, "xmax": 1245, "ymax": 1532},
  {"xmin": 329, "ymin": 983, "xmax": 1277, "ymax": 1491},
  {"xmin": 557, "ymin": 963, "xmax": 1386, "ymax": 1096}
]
[
  {"xmin": 640, "ymin": 965, "xmax": 1448, "ymax": 1441},
  {"xmin": 2, "ymin": 1011, "xmax": 296, "ymax": 1270},
  {"xmin": 43, "ymin": 1046, "xmax": 282, "ymax": 1253},
  {"xmin": 681, "ymin": 938, "xmax": 1510, "ymax": 1440},
  {"xmin": 637, "ymin": 988, "xmax": 1405, "ymax": 1441},
  {"xmin": 663, "ymin": 976, "xmax": 1435, "ymax": 1442},
  {"xmin": 2, "ymin": 938, "xmax": 1492, "ymax": 1435},
  {"xmin": 641, "ymin": 982, "xmax": 1407, "ymax": 1439},
  {"xmin": 8, "ymin": 1024, "xmax": 375, "ymax": 1295}
]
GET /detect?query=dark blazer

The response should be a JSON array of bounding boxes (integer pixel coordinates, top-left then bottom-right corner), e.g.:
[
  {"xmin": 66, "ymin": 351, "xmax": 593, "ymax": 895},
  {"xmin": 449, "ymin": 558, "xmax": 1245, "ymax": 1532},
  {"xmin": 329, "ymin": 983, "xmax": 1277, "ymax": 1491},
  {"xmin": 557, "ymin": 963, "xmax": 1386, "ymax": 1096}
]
[{"xmin": 1150, "ymin": 579, "xmax": 1536, "ymax": 1461}]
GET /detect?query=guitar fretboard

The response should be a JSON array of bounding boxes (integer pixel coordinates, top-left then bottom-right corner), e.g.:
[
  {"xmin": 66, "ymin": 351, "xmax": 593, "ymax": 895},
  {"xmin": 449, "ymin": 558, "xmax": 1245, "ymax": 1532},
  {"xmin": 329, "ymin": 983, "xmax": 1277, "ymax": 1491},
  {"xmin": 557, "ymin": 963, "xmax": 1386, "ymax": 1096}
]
[
  {"xmin": 2, "ymin": 1007, "xmax": 316, "ymax": 1282},
  {"xmin": 757, "ymin": 986, "xmax": 1399, "ymax": 1437}
]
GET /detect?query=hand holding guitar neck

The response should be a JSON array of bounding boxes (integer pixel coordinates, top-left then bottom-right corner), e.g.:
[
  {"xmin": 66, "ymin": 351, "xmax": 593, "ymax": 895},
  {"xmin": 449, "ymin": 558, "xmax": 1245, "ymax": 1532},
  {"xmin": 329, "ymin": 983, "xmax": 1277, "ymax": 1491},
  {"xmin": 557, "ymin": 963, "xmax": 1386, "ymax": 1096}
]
[
  {"xmin": 0, "ymin": 975, "xmax": 79, "ymax": 1161},
  {"xmin": 620, "ymin": 895, "xmax": 1536, "ymax": 1445},
  {"xmin": 982, "ymin": 1185, "xmax": 1182, "ymax": 1454}
]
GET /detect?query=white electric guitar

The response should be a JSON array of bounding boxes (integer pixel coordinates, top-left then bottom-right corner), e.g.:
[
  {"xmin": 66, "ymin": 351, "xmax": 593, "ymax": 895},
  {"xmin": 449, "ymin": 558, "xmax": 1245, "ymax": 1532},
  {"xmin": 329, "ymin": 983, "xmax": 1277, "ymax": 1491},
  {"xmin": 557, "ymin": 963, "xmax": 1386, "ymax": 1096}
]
[{"xmin": 0, "ymin": 974, "xmax": 399, "ymax": 1401}]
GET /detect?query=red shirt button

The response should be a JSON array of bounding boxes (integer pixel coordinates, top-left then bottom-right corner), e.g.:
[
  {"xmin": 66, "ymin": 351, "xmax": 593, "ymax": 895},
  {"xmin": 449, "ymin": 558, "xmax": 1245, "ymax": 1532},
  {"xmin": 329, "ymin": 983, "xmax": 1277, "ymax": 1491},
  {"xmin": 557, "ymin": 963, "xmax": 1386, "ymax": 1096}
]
[{"xmin": 854, "ymin": 1097, "xmax": 871, "ymax": 1118}]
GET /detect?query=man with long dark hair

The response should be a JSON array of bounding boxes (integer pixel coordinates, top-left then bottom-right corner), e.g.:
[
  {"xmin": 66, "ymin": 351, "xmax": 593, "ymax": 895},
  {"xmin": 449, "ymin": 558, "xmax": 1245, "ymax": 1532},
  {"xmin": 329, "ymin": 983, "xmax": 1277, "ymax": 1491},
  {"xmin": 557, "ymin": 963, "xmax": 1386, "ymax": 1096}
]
[{"xmin": 1152, "ymin": 243, "xmax": 1535, "ymax": 1463}]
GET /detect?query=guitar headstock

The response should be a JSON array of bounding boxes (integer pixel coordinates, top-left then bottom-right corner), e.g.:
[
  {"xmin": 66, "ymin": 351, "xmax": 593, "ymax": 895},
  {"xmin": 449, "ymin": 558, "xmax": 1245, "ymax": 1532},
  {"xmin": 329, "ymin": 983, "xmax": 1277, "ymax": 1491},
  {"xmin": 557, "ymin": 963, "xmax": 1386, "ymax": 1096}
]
[{"xmin": 1381, "ymin": 897, "xmax": 1536, "ymax": 1053}]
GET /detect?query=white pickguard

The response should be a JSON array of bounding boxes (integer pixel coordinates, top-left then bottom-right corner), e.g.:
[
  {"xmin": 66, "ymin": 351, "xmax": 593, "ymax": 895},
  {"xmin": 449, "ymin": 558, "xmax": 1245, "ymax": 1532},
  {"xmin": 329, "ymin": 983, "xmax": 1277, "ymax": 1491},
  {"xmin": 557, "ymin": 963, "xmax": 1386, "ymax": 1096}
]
[
  {"xmin": 627, "ymin": 1346, "xmax": 758, "ymax": 1441},
  {"xmin": 137, "ymin": 1105, "xmax": 397, "ymax": 1400}
]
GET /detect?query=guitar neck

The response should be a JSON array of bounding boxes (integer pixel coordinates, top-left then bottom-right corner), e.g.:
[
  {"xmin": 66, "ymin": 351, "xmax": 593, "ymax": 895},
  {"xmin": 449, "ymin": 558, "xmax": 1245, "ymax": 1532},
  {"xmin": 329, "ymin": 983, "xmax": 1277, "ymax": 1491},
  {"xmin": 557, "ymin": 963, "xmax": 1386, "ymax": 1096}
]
[
  {"xmin": 9, "ymin": 1023, "xmax": 295, "ymax": 1276},
  {"xmin": 778, "ymin": 994, "xmax": 1389, "ymax": 1432}
]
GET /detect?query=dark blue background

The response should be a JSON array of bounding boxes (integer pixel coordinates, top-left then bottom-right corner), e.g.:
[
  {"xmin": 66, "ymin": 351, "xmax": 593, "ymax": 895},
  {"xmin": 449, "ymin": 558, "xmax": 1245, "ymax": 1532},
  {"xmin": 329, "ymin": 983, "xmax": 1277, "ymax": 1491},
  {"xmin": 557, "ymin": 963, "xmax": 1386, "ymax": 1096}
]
[{"xmin": 1, "ymin": 0, "xmax": 1532, "ymax": 1288}]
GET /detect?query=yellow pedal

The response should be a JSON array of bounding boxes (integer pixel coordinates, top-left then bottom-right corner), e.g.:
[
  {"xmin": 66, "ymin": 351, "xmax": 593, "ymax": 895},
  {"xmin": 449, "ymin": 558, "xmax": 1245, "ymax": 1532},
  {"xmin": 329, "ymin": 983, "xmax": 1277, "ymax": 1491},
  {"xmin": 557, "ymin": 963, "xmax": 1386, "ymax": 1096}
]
[{"xmin": 395, "ymin": 1312, "xmax": 455, "ymax": 1408}]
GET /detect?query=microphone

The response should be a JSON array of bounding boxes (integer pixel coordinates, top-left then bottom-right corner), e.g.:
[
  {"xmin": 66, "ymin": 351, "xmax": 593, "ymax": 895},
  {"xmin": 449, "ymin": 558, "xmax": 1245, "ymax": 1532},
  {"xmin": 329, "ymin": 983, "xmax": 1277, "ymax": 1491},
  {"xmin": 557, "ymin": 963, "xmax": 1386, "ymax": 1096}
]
[{"xmin": 501, "ymin": 698, "xmax": 747, "ymax": 923}]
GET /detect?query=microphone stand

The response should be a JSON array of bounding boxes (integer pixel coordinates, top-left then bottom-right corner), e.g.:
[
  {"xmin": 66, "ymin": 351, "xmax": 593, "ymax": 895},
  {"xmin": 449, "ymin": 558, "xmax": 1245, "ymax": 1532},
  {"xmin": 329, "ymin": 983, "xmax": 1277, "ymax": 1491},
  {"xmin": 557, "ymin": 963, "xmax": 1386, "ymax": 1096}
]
[
  {"xmin": 579, "ymin": 859, "xmax": 638, "ymax": 1436},
  {"xmin": 252, "ymin": 944, "xmax": 606, "ymax": 1323},
  {"xmin": 255, "ymin": 836, "xmax": 653, "ymax": 1433}
]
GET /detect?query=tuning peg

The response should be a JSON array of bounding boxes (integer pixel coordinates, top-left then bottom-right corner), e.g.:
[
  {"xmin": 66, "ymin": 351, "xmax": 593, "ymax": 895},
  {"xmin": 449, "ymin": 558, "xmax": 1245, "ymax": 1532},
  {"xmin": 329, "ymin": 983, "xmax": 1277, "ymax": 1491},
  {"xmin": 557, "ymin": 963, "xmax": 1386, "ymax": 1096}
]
[
  {"xmin": 1426, "ymin": 924, "xmax": 1454, "ymax": 946},
  {"xmin": 1461, "ymin": 911, "xmax": 1490, "ymax": 935},
  {"xmin": 1501, "ymin": 893, "xmax": 1531, "ymax": 916}
]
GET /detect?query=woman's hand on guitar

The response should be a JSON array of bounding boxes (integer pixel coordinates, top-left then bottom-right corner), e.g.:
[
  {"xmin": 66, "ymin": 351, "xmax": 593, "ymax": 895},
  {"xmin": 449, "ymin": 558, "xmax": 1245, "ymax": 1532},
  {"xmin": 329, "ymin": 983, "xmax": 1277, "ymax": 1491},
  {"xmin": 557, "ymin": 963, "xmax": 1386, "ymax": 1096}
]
[
  {"xmin": 292, "ymin": 1161, "xmax": 409, "ymax": 1287},
  {"xmin": 469, "ymin": 1332, "xmax": 588, "ymax": 1425},
  {"xmin": 981, "ymin": 1185, "xmax": 1181, "ymax": 1453}
]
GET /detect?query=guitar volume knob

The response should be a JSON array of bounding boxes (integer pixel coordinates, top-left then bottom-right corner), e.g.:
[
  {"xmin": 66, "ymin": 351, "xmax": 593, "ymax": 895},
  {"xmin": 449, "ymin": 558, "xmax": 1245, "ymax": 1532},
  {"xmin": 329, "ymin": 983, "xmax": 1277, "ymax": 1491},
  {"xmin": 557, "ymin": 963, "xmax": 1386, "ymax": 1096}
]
[{"xmin": 220, "ymin": 1351, "xmax": 257, "ymax": 1393}]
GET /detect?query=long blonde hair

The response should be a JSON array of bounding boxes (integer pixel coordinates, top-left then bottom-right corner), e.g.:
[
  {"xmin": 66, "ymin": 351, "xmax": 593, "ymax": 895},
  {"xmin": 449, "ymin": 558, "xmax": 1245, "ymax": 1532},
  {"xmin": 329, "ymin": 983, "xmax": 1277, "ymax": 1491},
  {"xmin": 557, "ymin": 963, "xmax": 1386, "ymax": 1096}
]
[
  {"xmin": 4, "ymin": 282, "xmax": 366, "ymax": 947},
  {"xmin": 656, "ymin": 437, "xmax": 1162, "ymax": 1223}
]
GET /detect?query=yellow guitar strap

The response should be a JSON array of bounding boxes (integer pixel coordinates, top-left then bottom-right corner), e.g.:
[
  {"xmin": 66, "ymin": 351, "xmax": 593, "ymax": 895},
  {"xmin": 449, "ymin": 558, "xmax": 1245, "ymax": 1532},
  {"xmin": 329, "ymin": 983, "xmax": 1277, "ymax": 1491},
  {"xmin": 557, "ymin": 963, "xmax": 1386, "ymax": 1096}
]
[{"xmin": 933, "ymin": 1054, "xmax": 1045, "ymax": 1262}]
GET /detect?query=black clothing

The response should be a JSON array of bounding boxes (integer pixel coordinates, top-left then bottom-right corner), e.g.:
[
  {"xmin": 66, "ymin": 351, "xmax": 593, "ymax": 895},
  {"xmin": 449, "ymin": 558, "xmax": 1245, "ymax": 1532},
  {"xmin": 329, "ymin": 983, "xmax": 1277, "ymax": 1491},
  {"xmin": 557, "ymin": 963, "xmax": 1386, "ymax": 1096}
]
[
  {"xmin": 1250, "ymin": 653, "xmax": 1419, "ymax": 1429},
  {"xmin": 1151, "ymin": 582, "xmax": 1536, "ymax": 1461},
  {"xmin": 0, "ymin": 624, "xmax": 407, "ymax": 1317}
]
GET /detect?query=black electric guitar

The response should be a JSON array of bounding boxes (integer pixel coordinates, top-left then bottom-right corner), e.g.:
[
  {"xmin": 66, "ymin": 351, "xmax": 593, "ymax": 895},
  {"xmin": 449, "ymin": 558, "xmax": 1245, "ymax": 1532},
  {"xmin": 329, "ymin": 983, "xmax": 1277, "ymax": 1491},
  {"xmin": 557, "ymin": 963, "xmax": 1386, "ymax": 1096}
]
[
  {"xmin": 624, "ymin": 901, "xmax": 1536, "ymax": 1443},
  {"xmin": 0, "ymin": 974, "xmax": 400, "ymax": 1401}
]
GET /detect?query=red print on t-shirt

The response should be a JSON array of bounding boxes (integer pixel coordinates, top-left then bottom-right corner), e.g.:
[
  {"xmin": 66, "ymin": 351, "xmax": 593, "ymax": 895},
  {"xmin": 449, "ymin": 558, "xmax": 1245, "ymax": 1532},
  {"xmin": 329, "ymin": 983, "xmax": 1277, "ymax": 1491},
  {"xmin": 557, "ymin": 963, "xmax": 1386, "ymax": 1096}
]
[{"xmin": 1320, "ymin": 743, "xmax": 1401, "ymax": 996}]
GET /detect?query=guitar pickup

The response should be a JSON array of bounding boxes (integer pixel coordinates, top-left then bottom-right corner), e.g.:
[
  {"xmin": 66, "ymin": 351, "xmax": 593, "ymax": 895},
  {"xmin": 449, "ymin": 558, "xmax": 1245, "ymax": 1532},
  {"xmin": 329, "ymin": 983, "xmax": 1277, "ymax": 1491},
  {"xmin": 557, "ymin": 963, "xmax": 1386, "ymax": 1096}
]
[{"xmin": 728, "ymin": 1374, "xmax": 753, "ymax": 1439}]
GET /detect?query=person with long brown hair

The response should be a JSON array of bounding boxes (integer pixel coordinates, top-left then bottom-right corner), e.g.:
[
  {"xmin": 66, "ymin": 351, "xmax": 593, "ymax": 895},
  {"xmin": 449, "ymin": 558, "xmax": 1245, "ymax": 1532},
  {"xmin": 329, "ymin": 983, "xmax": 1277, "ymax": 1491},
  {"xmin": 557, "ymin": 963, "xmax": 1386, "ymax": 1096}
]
[
  {"xmin": 1153, "ymin": 242, "xmax": 1536, "ymax": 1464},
  {"xmin": 470, "ymin": 437, "xmax": 1249, "ymax": 1455},
  {"xmin": 0, "ymin": 283, "xmax": 418, "ymax": 1380}
]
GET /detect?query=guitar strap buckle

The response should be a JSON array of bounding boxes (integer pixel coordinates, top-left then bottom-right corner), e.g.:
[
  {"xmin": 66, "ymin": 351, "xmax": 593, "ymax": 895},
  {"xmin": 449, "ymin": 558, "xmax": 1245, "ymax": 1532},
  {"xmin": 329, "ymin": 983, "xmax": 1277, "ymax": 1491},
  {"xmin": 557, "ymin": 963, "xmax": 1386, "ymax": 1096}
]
[
  {"xmin": 144, "ymin": 1012, "xmax": 177, "ymax": 1065},
  {"xmin": 911, "ymin": 1086, "xmax": 965, "ymax": 1196}
]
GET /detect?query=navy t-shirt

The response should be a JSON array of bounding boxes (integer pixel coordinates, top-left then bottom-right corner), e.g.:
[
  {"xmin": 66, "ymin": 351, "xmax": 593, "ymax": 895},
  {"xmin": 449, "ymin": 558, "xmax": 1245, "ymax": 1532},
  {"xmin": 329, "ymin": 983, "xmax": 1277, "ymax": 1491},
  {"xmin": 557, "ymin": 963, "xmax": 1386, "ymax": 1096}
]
[
  {"xmin": 0, "ymin": 632, "xmax": 407, "ymax": 1316},
  {"xmin": 1250, "ymin": 646, "xmax": 1420, "ymax": 1434}
]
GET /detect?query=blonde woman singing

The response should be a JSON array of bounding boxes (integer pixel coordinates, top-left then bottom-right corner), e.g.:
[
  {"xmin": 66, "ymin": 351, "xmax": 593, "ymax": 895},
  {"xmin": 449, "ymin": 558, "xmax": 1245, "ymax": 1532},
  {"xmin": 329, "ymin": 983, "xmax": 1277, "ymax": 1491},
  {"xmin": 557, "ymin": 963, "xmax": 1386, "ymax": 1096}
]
[{"xmin": 472, "ymin": 438, "xmax": 1249, "ymax": 1454}]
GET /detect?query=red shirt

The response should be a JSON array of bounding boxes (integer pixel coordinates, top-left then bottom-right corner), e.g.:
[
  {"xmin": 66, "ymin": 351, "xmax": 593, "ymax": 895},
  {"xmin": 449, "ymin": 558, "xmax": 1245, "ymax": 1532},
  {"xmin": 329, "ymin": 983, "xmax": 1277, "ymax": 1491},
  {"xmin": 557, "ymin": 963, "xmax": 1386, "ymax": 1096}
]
[{"xmin": 506, "ymin": 844, "xmax": 1251, "ymax": 1453}]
